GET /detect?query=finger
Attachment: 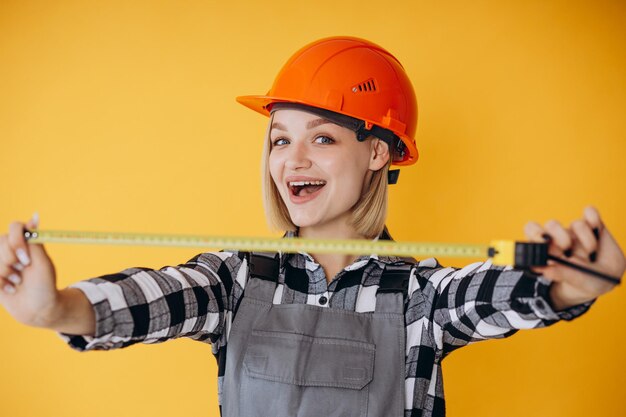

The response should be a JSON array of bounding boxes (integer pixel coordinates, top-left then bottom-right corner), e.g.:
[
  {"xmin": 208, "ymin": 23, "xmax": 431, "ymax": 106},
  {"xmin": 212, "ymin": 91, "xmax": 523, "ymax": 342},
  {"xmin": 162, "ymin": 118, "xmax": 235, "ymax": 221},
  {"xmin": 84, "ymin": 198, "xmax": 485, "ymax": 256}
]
[
  {"xmin": 8, "ymin": 222, "xmax": 30, "ymax": 266},
  {"xmin": 544, "ymin": 220, "xmax": 573, "ymax": 256},
  {"xmin": 0, "ymin": 261, "xmax": 20, "ymax": 281},
  {"xmin": 582, "ymin": 206, "xmax": 604, "ymax": 245},
  {"xmin": 524, "ymin": 221, "xmax": 550, "ymax": 242},
  {"xmin": 529, "ymin": 265, "xmax": 549, "ymax": 276},
  {"xmin": 28, "ymin": 240, "xmax": 50, "ymax": 265},
  {"xmin": 529, "ymin": 263, "xmax": 566, "ymax": 283},
  {"xmin": 25, "ymin": 212, "xmax": 39, "ymax": 231},
  {"xmin": 570, "ymin": 219, "xmax": 597, "ymax": 261},
  {"xmin": 1, "ymin": 278, "xmax": 16, "ymax": 295},
  {"xmin": 0, "ymin": 236, "xmax": 20, "ymax": 271}
]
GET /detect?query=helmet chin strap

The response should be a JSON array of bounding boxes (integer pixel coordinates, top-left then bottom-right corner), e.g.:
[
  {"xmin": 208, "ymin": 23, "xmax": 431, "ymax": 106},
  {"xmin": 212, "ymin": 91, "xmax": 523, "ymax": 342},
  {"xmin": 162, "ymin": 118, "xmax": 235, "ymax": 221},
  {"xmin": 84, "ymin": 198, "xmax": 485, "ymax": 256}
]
[
  {"xmin": 387, "ymin": 169, "xmax": 400, "ymax": 185},
  {"xmin": 270, "ymin": 102, "xmax": 403, "ymax": 184}
]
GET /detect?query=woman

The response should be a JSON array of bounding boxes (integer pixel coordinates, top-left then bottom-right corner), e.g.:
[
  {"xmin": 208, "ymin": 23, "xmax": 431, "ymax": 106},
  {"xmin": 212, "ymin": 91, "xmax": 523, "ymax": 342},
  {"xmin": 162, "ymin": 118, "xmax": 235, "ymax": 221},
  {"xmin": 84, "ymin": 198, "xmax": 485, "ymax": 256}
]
[{"xmin": 0, "ymin": 37, "xmax": 624, "ymax": 417}]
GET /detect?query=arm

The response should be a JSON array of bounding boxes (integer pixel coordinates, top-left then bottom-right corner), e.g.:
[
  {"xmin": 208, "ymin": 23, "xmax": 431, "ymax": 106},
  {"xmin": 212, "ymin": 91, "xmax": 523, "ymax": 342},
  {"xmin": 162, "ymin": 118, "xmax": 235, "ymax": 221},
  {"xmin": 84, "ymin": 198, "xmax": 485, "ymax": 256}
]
[
  {"xmin": 59, "ymin": 251, "xmax": 247, "ymax": 351},
  {"xmin": 410, "ymin": 260, "xmax": 587, "ymax": 358},
  {"xmin": 45, "ymin": 288, "xmax": 96, "ymax": 335},
  {"xmin": 409, "ymin": 206, "xmax": 624, "ymax": 358},
  {"xmin": 0, "ymin": 217, "xmax": 247, "ymax": 351}
]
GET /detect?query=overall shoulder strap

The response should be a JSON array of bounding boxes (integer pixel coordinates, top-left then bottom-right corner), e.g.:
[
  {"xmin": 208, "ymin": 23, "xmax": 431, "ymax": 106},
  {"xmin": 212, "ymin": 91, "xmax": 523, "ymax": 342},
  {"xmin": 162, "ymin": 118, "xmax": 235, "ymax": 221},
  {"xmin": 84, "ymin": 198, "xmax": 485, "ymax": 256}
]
[
  {"xmin": 375, "ymin": 262, "xmax": 413, "ymax": 313},
  {"xmin": 376, "ymin": 227, "xmax": 416, "ymax": 311},
  {"xmin": 247, "ymin": 252, "xmax": 280, "ymax": 282},
  {"xmin": 237, "ymin": 251, "xmax": 280, "ymax": 304},
  {"xmin": 377, "ymin": 263, "xmax": 413, "ymax": 300}
]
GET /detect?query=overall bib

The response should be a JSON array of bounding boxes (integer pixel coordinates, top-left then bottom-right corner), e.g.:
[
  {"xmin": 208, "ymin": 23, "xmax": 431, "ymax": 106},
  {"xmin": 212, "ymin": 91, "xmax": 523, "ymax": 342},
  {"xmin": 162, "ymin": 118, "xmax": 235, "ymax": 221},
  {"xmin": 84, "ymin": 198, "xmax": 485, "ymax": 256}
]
[{"xmin": 222, "ymin": 254, "xmax": 407, "ymax": 417}]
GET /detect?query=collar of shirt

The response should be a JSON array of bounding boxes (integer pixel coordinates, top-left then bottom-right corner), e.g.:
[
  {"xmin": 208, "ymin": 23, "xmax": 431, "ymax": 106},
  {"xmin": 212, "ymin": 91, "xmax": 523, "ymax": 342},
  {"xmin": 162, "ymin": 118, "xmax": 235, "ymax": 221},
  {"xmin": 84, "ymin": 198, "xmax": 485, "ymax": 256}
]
[{"xmin": 279, "ymin": 228, "xmax": 404, "ymax": 271}]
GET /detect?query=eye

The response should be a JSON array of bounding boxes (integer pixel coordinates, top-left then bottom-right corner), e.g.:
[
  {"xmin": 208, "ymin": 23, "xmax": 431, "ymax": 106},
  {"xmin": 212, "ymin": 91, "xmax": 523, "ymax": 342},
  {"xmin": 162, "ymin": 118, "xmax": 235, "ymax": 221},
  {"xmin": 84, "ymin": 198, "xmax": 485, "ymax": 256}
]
[
  {"xmin": 315, "ymin": 135, "xmax": 335, "ymax": 144},
  {"xmin": 272, "ymin": 137, "xmax": 289, "ymax": 146}
]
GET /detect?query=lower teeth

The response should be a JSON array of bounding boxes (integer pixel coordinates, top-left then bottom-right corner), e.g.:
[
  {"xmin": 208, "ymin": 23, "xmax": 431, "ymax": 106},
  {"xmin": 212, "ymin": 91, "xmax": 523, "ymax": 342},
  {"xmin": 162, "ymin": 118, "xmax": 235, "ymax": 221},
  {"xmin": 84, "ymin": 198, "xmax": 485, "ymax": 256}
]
[
  {"xmin": 302, "ymin": 185, "xmax": 323, "ymax": 195},
  {"xmin": 295, "ymin": 185, "xmax": 323, "ymax": 196}
]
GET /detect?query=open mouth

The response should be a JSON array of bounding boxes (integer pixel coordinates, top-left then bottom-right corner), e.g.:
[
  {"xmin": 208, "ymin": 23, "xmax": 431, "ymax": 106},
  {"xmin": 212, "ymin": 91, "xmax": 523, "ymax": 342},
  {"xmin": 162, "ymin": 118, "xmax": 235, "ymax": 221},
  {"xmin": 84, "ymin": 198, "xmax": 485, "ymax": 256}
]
[{"xmin": 288, "ymin": 180, "xmax": 327, "ymax": 197}]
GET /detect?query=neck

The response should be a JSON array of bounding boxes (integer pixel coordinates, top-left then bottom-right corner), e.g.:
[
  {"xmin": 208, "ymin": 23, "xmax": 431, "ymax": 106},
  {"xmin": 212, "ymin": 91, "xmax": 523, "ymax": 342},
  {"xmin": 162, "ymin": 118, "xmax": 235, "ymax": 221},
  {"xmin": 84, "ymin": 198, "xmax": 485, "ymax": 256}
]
[
  {"xmin": 298, "ymin": 221, "xmax": 365, "ymax": 283},
  {"xmin": 298, "ymin": 222, "xmax": 363, "ymax": 241}
]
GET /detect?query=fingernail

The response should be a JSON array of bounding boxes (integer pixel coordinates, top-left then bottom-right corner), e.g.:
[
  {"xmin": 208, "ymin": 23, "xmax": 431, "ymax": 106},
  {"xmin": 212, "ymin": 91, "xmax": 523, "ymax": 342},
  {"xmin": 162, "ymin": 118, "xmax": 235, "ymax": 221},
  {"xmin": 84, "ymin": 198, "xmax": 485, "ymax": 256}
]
[
  {"xmin": 31, "ymin": 212, "xmax": 40, "ymax": 228},
  {"xmin": 7, "ymin": 273, "xmax": 21, "ymax": 285},
  {"xmin": 12, "ymin": 262, "xmax": 24, "ymax": 272},
  {"xmin": 589, "ymin": 252, "xmax": 597, "ymax": 263},
  {"xmin": 563, "ymin": 248, "xmax": 573, "ymax": 258},
  {"xmin": 541, "ymin": 233, "xmax": 552, "ymax": 243},
  {"xmin": 3, "ymin": 284, "xmax": 16, "ymax": 294},
  {"xmin": 592, "ymin": 227, "xmax": 600, "ymax": 240},
  {"xmin": 16, "ymin": 248, "xmax": 31, "ymax": 266}
]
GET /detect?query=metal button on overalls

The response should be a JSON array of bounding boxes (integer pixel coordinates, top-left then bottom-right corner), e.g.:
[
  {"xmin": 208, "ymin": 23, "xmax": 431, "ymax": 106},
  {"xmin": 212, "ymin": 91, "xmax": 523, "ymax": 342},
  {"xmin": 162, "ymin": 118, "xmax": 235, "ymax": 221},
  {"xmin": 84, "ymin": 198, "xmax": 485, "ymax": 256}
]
[{"xmin": 222, "ymin": 260, "xmax": 406, "ymax": 417}]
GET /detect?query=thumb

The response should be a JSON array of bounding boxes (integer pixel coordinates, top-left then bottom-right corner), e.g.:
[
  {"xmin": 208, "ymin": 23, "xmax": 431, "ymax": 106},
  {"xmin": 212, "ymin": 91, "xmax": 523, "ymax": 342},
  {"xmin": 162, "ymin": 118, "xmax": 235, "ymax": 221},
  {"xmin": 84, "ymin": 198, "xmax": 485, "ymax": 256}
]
[
  {"xmin": 26, "ymin": 212, "xmax": 39, "ymax": 231},
  {"xmin": 28, "ymin": 241, "xmax": 51, "ymax": 262},
  {"xmin": 24, "ymin": 212, "xmax": 52, "ymax": 265}
]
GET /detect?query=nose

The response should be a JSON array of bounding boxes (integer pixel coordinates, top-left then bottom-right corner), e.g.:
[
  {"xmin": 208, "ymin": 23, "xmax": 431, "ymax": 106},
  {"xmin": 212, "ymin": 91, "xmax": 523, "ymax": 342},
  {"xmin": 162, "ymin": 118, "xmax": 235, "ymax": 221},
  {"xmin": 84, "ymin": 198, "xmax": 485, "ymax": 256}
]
[{"xmin": 284, "ymin": 140, "xmax": 312, "ymax": 170}]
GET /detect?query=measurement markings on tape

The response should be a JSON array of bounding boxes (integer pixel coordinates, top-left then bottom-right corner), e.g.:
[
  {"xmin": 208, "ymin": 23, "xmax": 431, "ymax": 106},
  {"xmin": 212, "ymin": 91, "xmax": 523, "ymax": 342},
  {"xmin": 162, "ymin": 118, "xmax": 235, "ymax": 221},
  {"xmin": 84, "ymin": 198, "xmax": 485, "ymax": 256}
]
[{"xmin": 24, "ymin": 229, "xmax": 489, "ymax": 259}]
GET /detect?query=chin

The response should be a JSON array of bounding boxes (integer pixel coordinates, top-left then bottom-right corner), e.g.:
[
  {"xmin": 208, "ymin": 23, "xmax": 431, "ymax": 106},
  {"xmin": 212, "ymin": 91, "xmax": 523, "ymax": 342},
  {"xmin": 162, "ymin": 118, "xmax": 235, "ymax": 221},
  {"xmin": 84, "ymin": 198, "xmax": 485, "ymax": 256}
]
[{"xmin": 288, "ymin": 213, "xmax": 321, "ymax": 229}]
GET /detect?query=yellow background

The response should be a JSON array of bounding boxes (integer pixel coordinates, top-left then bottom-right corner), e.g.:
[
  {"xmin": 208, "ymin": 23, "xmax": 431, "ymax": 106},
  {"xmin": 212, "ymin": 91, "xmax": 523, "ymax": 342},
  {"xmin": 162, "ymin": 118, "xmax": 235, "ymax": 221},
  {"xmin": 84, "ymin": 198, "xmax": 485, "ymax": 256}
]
[{"xmin": 1, "ymin": 1, "xmax": 625, "ymax": 416}]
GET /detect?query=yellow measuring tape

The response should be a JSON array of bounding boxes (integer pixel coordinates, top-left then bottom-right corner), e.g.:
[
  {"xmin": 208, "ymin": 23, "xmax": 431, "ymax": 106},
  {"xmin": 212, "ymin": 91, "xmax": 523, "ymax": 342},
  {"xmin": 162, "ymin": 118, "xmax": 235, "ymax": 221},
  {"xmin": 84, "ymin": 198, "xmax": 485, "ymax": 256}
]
[
  {"xmin": 24, "ymin": 230, "xmax": 621, "ymax": 284},
  {"xmin": 24, "ymin": 229, "xmax": 517, "ymax": 265}
]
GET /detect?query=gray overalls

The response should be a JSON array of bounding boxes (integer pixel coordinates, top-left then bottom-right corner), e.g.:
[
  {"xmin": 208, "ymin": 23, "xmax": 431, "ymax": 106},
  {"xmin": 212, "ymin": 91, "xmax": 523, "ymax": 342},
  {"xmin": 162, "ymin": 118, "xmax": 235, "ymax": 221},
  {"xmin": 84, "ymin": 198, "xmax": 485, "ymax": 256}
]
[{"xmin": 222, "ymin": 253, "xmax": 408, "ymax": 417}]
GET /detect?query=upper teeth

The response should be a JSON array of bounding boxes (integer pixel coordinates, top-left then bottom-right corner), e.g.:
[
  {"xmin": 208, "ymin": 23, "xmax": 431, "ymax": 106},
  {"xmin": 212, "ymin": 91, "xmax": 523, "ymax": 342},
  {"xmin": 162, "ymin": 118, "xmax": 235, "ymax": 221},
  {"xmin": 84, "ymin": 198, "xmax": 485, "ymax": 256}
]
[{"xmin": 289, "ymin": 180, "xmax": 326, "ymax": 186}]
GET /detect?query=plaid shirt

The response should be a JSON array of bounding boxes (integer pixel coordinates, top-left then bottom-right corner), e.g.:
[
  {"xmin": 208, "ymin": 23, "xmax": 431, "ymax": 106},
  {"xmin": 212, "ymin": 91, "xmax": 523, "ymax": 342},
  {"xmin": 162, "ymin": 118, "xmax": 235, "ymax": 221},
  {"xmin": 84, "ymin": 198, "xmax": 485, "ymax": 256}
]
[{"xmin": 62, "ymin": 231, "xmax": 592, "ymax": 417}]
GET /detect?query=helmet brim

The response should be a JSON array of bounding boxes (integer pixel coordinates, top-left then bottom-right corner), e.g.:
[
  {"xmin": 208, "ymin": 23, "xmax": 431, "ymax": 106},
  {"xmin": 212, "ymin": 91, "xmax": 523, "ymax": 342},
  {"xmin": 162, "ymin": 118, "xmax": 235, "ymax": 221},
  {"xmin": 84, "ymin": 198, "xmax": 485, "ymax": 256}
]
[{"xmin": 236, "ymin": 95, "xmax": 419, "ymax": 166}]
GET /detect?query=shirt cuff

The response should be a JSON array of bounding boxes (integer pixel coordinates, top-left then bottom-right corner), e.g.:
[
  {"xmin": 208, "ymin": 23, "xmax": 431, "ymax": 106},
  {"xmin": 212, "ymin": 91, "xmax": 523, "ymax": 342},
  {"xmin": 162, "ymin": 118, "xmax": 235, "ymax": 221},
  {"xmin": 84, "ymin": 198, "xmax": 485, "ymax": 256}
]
[
  {"xmin": 534, "ymin": 276, "xmax": 596, "ymax": 321},
  {"xmin": 57, "ymin": 281, "xmax": 126, "ymax": 351}
]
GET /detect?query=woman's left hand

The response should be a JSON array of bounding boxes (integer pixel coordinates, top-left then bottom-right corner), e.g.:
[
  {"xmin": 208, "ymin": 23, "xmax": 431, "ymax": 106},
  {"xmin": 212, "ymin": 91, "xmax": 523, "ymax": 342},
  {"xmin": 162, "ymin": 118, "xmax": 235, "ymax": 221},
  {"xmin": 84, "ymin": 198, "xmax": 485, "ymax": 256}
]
[{"xmin": 524, "ymin": 206, "xmax": 625, "ymax": 311}]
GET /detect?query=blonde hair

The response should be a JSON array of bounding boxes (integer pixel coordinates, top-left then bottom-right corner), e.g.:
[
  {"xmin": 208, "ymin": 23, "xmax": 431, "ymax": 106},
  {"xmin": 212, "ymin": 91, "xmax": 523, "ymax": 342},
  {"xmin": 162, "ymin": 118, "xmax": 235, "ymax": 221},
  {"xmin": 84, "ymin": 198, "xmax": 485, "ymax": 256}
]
[{"xmin": 261, "ymin": 113, "xmax": 391, "ymax": 240}]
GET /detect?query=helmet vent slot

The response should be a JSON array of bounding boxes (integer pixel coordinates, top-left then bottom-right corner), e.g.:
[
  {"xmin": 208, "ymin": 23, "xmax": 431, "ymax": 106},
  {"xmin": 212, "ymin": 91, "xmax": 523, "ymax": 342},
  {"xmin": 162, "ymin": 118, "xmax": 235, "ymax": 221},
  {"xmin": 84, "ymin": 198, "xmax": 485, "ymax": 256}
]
[{"xmin": 352, "ymin": 78, "xmax": 377, "ymax": 93}]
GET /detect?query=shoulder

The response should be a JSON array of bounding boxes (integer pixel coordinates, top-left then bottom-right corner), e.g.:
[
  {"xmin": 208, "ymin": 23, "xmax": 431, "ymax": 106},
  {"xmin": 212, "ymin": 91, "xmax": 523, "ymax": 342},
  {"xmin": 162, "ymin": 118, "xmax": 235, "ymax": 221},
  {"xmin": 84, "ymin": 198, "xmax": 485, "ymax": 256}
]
[
  {"xmin": 405, "ymin": 257, "xmax": 446, "ymax": 290},
  {"xmin": 405, "ymin": 258, "xmax": 493, "ymax": 295},
  {"xmin": 185, "ymin": 250, "xmax": 248, "ymax": 269},
  {"xmin": 375, "ymin": 257, "xmax": 445, "ymax": 302},
  {"xmin": 407, "ymin": 258, "xmax": 516, "ymax": 297},
  {"xmin": 180, "ymin": 250, "xmax": 251, "ymax": 288}
]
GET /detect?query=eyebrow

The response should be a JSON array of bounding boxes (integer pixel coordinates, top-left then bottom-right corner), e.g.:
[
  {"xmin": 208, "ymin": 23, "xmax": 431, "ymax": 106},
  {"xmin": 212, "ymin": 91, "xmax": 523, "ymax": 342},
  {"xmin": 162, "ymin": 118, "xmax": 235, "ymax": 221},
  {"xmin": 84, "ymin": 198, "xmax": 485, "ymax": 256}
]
[
  {"xmin": 306, "ymin": 118, "xmax": 332, "ymax": 129},
  {"xmin": 271, "ymin": 118, "xmax": 333, "ymax": 131}
]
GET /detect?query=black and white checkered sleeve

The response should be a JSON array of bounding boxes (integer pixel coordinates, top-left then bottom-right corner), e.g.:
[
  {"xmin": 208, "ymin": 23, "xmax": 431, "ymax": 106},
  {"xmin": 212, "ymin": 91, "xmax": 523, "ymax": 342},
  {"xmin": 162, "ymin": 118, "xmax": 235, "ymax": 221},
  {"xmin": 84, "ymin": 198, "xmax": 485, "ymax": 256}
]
[
  {"xmin": 59, "ymin": 251, "xmax": 248, "ymax": 351},
  {"xmin": 409, "ymin": 259, "xmax": 594, "ymax": 357}
]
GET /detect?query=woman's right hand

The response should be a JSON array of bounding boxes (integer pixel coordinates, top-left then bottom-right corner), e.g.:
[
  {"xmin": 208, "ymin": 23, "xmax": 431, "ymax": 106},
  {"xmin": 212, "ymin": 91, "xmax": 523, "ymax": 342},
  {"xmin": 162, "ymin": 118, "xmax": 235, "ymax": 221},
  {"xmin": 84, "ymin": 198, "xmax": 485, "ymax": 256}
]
[{"xmin": 0, "ymin": 214, "xmax": 61, "ymax": 328}]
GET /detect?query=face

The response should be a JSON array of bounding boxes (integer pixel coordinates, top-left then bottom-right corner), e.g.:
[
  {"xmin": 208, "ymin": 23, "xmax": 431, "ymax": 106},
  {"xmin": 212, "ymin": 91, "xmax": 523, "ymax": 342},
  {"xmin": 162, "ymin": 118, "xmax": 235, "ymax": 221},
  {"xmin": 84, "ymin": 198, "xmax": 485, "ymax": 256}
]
[{"xmin": 268, "ymin": 108, "xmax": 387, "ymax": 233}]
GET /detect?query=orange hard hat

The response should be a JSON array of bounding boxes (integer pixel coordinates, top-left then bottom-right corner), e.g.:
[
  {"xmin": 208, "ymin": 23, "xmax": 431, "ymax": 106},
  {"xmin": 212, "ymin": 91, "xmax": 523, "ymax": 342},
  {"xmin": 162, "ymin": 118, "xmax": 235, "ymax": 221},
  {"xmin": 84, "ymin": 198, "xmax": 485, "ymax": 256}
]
[{"xmin": 236, "ymin": 36, "xmax": 419, "ymax": 166}]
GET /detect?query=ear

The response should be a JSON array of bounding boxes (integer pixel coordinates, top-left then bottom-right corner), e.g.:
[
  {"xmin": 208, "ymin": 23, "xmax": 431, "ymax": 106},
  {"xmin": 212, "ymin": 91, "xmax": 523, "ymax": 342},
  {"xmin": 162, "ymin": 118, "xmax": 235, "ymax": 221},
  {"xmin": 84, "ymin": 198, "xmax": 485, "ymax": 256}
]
[{"xmin": 368, "ymin": 138, "xmax": 390, "ymax": 171}]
